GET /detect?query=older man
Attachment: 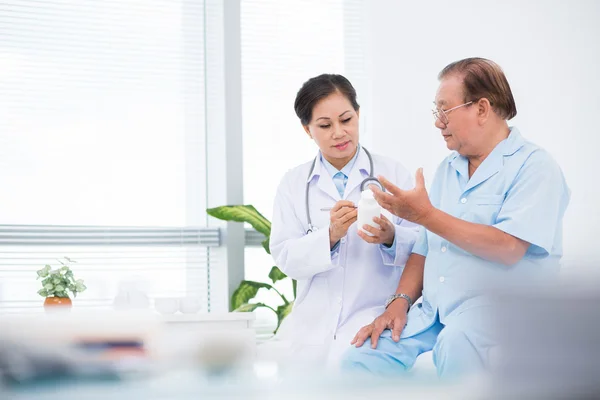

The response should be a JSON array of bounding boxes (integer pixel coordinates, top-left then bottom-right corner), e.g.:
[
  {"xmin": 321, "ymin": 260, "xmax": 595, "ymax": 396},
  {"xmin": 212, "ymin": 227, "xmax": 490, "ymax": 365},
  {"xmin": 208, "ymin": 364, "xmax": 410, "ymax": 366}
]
[{"xmin": 341, "ymin": 58, "xmax": 570, "ymax": 378}]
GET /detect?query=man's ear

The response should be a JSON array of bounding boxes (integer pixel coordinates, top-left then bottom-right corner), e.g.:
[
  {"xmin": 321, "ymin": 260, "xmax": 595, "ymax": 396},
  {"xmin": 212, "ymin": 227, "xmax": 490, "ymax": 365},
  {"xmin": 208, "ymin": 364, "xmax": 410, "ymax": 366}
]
[
  {"xmin": 303, "ymin": 124, "xmax": 312, "ymax": 139},
  {"xmin": 477, "ymin": 98, "xmax": 492, "ymax": 124}
]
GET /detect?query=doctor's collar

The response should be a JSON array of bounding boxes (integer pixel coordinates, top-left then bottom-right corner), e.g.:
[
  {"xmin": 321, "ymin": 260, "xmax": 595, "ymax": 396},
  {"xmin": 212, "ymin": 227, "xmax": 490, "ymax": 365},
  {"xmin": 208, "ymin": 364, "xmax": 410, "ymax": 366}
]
[{"xmin": 309, "ymin": 145, "xmax": 367, "ymax": 182}]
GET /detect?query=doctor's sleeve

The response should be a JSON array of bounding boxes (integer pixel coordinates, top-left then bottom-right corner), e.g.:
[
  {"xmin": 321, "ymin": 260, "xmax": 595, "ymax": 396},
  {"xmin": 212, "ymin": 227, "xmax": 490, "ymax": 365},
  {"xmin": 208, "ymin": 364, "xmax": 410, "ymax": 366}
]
[
  {"xmin": 269, "ymin": 175, "xmax": 339, "ymax": 280},
  {"xmin": 378, "ymin": 219, "xmax": 419, "ymax": 266},
  {"xmin": 493, "ymin": 150, "xmax": 570, "ymax": 257}
]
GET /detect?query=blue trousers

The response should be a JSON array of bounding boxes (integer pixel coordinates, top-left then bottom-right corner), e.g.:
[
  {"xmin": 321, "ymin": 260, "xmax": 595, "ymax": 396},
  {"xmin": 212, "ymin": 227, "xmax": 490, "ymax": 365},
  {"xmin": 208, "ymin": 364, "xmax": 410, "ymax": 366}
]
[{"xmin": 341, "ymin": 307, "xmax": 495, "ymax": 379}]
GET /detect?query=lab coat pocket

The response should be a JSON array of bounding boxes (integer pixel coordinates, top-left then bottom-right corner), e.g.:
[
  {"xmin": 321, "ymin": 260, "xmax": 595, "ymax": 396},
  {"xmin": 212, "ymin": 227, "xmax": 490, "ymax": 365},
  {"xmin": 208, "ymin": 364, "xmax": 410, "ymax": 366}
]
[{"xmin": 290, "ymin": 275, "xmax": 330, "ymax": 345}]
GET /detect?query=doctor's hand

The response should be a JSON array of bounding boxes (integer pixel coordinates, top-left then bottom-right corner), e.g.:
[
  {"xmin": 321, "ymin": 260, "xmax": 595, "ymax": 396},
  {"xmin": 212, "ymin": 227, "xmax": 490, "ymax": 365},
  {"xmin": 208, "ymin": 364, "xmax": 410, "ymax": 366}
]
[
  {"xmin": 350, "ymin": 298, "xmax": 409, "ymax": 349},
  {"xmin": 329, "ymin": 200, "xmax": 358, "ymax": 248},
  {"xmin": 372, "ymin": 168, "xmax": 434, "ymax": 225},
  {"xmin": 357, "ymin": 214, "xmax": 395, "ymax": 246}
]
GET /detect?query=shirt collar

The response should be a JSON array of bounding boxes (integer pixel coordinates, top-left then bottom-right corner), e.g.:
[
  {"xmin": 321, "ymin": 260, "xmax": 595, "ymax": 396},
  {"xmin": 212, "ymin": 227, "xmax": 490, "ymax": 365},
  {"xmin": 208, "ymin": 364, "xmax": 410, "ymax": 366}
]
[
  {"xmin": 307, "ymin": 144, "xmax": 363, "ymax": 182},
  {"xmin": 501, "ymin": 126, "xmax": 526, "ymax": 156},
  {"xmin": 448, "ymin": 126, "xmax": 526, "ymax": 171}
]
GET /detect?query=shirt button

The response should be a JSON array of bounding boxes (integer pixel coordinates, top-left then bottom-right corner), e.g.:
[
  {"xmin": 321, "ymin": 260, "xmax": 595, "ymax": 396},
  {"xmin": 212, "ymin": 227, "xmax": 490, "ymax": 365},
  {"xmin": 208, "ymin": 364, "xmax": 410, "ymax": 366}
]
[
  {"xmin": 441, "ymin": 246, "xmax": 447, "ymax": 253},
  {"xmin": 337, "ymin": 297, "xmax": 342, "ymax": 305},
  {"xmin": 341, "ymin": 238, "xmax": 346, "ymax": 244},
  {"xmin": 439, "ymin": 276, "xmax": 445, "ymax": 283},
  {"xmin": 460, "ymin": 198, "xmax": 467, "ymax": 204}
]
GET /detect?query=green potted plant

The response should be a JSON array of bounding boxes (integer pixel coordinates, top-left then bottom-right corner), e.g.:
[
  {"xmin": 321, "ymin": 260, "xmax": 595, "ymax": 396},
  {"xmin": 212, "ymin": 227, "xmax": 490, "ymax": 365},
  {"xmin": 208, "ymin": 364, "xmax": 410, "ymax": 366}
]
[
  {"xmin": 37, "ymin": 257, "xmax": 87, "ymax": 308},
  {"xmin": 207, "ymin": 205, "xmax": 296, "ymax": 334}
]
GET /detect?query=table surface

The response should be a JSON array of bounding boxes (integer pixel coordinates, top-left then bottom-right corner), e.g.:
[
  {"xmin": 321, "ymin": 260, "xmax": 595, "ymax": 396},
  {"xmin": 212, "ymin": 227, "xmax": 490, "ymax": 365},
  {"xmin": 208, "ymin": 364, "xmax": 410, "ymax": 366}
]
[{"xmin": 5, "ymin": 365, "xmax": 472, "ymax": 400}]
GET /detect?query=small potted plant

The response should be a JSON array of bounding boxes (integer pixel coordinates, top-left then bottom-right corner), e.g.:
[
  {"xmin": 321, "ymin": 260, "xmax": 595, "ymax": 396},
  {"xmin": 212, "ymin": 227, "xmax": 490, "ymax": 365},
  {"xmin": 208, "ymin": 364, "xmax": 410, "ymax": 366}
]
[{"xmin": 36, "ymin": 257, "xmax": 87, "ymax": 308}]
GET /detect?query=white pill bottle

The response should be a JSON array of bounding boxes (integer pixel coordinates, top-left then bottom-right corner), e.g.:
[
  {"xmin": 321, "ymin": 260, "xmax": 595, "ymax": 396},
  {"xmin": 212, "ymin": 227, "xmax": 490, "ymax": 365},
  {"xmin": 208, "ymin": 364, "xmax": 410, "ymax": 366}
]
[{"xmin": 357, "ymin": 189, "xmax": 381, "ymax": 236}]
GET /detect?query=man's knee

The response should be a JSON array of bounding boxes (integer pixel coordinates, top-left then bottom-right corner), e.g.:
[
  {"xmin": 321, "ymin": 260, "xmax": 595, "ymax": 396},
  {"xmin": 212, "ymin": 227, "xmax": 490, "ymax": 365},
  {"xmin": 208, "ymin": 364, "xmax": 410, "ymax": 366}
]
[
  {"xmin": 433, "ymin": 325, "xmax": 483, "ymax": 377},
  {"xmin": 340, "ymin": 342, "xmax": 374, "ymax": 372},
  {"xmin": 340, "ymin": 337, "xmax": 411, "ymax": 375}
]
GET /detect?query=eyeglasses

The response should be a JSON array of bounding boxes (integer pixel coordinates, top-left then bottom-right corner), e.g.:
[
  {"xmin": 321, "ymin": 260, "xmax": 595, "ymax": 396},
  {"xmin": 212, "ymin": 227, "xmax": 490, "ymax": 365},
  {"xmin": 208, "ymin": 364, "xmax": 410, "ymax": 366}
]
[{"xmin": 432, "ymin": 101, "xmax": 473, "ymax": 125}]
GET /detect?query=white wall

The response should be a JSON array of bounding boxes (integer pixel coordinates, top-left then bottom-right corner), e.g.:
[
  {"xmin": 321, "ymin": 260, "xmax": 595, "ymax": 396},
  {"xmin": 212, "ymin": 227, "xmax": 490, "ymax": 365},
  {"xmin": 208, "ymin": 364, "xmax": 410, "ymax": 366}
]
[{"xmin": 363, "ymin": 0, "xmax": 600, "ymax": 268}]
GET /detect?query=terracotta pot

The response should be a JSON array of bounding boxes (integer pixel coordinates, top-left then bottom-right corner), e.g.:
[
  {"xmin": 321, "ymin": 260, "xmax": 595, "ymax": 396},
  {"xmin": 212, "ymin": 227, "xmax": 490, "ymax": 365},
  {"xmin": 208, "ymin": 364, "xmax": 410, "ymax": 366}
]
[{"xmin": 44, "ymin": 296, "xmax": 72, "ymax": 308}]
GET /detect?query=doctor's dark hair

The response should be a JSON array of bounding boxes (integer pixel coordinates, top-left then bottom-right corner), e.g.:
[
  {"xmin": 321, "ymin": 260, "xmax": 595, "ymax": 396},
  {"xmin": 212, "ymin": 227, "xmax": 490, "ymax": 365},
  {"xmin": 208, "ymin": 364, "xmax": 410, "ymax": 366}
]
[
  {"xmin": 439, "ymin": 58, "xmax": 517, "ymax": 120},
  {"xmin": 294, "ymin": 74, "xmax": 360, "ymax": 126}
]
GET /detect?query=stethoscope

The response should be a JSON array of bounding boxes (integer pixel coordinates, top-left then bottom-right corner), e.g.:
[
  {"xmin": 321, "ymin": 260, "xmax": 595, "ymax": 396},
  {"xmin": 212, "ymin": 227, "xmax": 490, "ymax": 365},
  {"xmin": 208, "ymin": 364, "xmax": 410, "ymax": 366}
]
[{"xmin": 305, "ymin": 147, "xmax": 382, "ymax": 233}]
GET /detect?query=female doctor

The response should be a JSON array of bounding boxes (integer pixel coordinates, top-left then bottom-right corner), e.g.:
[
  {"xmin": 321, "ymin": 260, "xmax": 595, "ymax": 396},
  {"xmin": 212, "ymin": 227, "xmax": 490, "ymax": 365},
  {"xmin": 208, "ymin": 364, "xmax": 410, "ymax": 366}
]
[{"xmin": 269, "ymin": 74, "xmax": 419, "ymax": 367}]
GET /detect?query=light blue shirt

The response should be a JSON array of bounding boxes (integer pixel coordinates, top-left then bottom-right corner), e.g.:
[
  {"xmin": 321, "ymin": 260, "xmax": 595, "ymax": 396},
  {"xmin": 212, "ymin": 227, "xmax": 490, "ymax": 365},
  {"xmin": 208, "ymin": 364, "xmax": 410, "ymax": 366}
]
[
  {"xmin": 405, "ymin": 127, "xmax": 570, "ymax": 337},
  {"xmin": 320, "ymin": 145, "xmax": 360, "ymax": 199},
  {"xmin": 321, "ymin": 146, "xmax": 398, "ymax": 256}
]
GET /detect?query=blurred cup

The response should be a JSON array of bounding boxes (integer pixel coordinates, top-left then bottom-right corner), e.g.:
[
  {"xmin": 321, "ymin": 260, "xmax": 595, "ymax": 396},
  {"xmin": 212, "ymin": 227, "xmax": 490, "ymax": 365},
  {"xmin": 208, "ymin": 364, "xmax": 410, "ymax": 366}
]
[
  {"xmin": 154, "ymin": 298, "xmax": 179, "ymax": 315},
  {"xmin": 179, "ymin": 297, "xmax": 202, "ymax": 314}
]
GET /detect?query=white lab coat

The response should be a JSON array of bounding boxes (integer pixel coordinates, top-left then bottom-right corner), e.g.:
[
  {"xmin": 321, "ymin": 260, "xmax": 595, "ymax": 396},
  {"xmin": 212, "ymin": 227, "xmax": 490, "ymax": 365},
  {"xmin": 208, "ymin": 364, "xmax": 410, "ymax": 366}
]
[{"xmin": 269, "ymin": 147, "xmax": 419, "ymax": 367}]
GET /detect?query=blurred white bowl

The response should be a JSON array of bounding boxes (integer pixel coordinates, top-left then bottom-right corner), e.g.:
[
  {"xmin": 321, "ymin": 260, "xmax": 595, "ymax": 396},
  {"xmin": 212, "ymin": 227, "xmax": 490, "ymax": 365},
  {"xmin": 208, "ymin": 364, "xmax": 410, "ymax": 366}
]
[
  {"xmin": 154, "ymin": 298, "xmax": 179, "ymax": 314},
  {"xmin": 179, "ymin": 297, "xmax": 202, "ymax": 314}
]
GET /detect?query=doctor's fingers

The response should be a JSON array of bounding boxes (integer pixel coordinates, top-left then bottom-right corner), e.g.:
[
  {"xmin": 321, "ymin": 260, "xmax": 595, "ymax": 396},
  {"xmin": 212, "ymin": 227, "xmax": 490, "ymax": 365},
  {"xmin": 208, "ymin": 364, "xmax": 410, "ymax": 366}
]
[
  {"xmin": 372, "ymin": 215, "xmax": 393, "ymax": 229},
  {"xmin": 361, "ymin": 224, "xmax": 382, "ymax": 235},
  {"xmin": 377, "ymin": 213, "xmax": 393, "ymax": 223},
  {"xmin": 330, "ymin": 200, "xmax": 355, "ymax": 213},
  {"xmin": 337, "ymin": 209, "xmax": 358, "ymax": 225},
  {"xmin": 357, "ymin": 229, "xmax": 380, "ymax": 243},
  {"xmin": 331, "ymin": 206, "xmax": 356, "ymax": 220}
]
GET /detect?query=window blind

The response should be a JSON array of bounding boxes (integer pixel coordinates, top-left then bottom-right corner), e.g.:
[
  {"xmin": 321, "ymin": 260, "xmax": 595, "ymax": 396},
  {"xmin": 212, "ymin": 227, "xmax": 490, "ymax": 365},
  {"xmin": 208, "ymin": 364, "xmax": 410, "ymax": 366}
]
[
  {"xmin": 0, "ymin": 228, "xmax": 219, "ymax": 313},
  {"xmin": 0, "ymin": 0, "xmax": 213, "ymax": 312}
]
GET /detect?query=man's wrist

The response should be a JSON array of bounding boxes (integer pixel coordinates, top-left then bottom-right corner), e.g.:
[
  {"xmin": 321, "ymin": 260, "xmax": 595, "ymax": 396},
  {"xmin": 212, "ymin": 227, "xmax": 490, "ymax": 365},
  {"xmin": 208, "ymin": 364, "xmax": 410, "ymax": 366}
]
[
  {"xmin": 385, "ymin": 293, "xmax": 412, "ymax": 311},
  {"xmin": 417, "ymin": 205, "xmax": 438, "ymax": 228}
]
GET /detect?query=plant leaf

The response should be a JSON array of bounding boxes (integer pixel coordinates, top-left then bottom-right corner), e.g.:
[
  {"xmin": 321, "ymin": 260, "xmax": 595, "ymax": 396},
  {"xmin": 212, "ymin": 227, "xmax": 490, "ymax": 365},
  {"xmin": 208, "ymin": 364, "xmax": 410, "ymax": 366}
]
[
  {"xmin": 234, "ymin": 302, "xmax": 265, "ymax": 312},
  {"xmin": 37, "ymin": 265, "xmax": 51, "ymax": 278},
  {"xmin": 230, "ymin": 280, "xmax": 273, "ymax": 311},
  {"xmin": 268, "ymin": 266, "xmax": 287, "ymax": 284},
  {"xmin": 275, "ymin": 302, "xmax": 294, "ymax": 334},
  {"xmin": 206, "ymin": 205, "xmax": 271, "ymax": 237},
  {"xmin": 261, "ymin": 238, "xmax": 271, "ymax": 255},
  {"xmin": 292, "ymin": 279, "xmax": 297, "ymax": 300}
]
